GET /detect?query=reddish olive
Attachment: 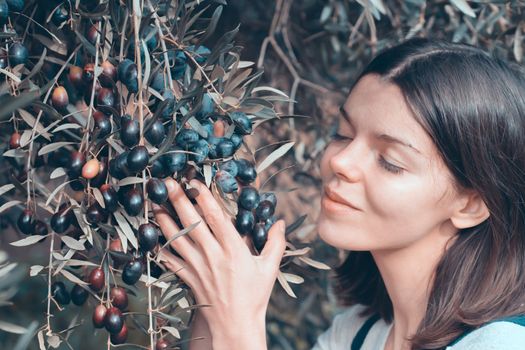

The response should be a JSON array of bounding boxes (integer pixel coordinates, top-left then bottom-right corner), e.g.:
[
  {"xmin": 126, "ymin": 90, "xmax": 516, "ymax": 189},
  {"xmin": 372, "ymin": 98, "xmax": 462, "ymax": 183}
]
[
  {"xmin": 86, "ymin": 202, "xmax": 107, "ymax": 225},
  {"xmin": 51, "ymin": 86, "xmax": 69, "ymax": 111},
  {"xmin": 110, "ymin": 287, "xmax": 128, "ymax": 310},
  {"xmin": 68, "ymin": 66, "xmax": 84, "ymax": 89},
  {"xmin": 122, "ymin": 259, "xmax": 143, "ymax": 285},
  {"xmin": 101, "ymin": 60, "xmax": 117, "ymax": 82},
  {"xmin": 51, "ymin": 281, "xmax": 70, "ymax": 305},
  {"xmin": 70, "ymin": 284, "xmax": 89, "ymax": 306},
  {"xmin": 104, "ymin": 306, "xmax": 124, "ymax": 334},
  {"xmin": 89, "ymin": 267, "xmax": 105, "ymax": 292},
  {"xmin": 96, "ymin": 87, "xmax": 115, "ymax": 110},
  {"xmin": 127, "ymin": 145, "xmax": 149, "ymax": 172},
  {"xmin": 110, "ymin": 322, "xmax": 128, "ymax": 344},
  {"xmin": 146, "ymin": 178, "xmax": 168, "ymax": 204},
  {"xmin": 67, "ymin": 151, "xmax": 86, "ymax": 179},
  {"xmin": 90, "ymin": 157, "xmax": 108, "ymax": 187},
  {"xmin": 8, "ymin": 42, "xmax": 28, "ymax": 67},
  {"xmin": 92, "ymin": 304, "xmax": 107, "ymax": 328},
  {"xmin": 156, "ymin": 339, "xmax": 169, "ymax": 350},
  {"xmin": 138, "ymin": 223, "xmax": 159, "ymax": 252},
  {"xmin": 145, "ymin": 120, "xmax": 166, "ymax": 146},
  {"xmin": 86, "ymin": 24, "xmax": 99, "ymax": 45},
  {"xmin": 9, "ymin": 132, "xmax": 21, "ymax": 149},
  {"xmin": 100, "ymin": 184, "xmax": 118, "ymax": 212},
  {"xmin": 123, "ymin": 188, "xmax": 144, "ymax": 217},
  {"xmin": 50, "ymin": 208, "xmax": 73, "ymax": 233},
  {"xmin": 81, "ymin": 158, "xmax": 100, "ymax": 179},
  {"xmin": 93, "ymin": 111, "xmax": 111, "ymax": 139},
  {"xmin": 120, "ymin": 116, "xmax": 140, "ymax": 148}
]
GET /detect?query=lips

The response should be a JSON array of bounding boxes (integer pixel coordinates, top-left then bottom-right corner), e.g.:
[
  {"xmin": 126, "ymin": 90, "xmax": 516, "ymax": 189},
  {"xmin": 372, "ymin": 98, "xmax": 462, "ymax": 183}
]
[{"xmin": 323, "ymin": 186, "xmax": 361, "ymax": 211}]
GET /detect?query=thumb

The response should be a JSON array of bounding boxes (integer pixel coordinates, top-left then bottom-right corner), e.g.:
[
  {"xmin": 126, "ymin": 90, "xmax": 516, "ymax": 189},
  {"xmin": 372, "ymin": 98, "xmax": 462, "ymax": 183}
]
[{"xmin": 260, "ymin": 220, "xmax": 286, "ymax": 267}]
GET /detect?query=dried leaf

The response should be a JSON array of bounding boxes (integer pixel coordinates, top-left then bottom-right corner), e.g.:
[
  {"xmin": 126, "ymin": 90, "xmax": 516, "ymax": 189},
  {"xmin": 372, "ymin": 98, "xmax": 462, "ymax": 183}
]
[
  {"xmin": 450, "ymin": 0, "xmax": 476, "ymax": 18},
  {"xmin": 53, "ymin": 123, "xmax": 82, "ymax": 133},
  {"xmin": 298, "ymin": 256, "xmax": 331, "ymax": 270},
  {"xmin": 0, "ymin": 184, "xmax": 15, "ymax": 197},
  {"xmin": 256, "ymin": 141, "xmax": 295, "ymax": 173},
  {"xmin": 203, "ymin": 164, "xmax": 212, "ymax": 188},
  {"xmin": 10, "ymin": 235, "xmax": 47, "ymax": 247},
  {"xmin": 0, "ymin": 320, "xmax": 27, "ymax": 334},
  {"xmin": 162, "ymin": 326, "xmax": 181, "ymax": 339},
  {"xmin": 277, "ymin": 270, "xmax": 297, "ymax": 298},
  {"xmin": 46, "ymin": 181, "xmax": 72, "ymax": 206},
  {"xmin": 61, "ymin": 236, "xmax": 86, "ymax": 251},
  {"xmin": 514, "ymin": 24, "xmax": 523, "ymax": 63},
  {"xmin": 118, "ymin": 177, "xmax": 145, "ymax": 186},
  {"xmin": 113, "ymin": 211, "xmax": 138, "ymax": 249},
  {"xmin": 59, "ymin": 269, "xmax": 89, "ymax": 286},
  {"xmin": 282, "ymin": 272, "xmax": 304, "ymax": 284},
  {"xmin": 38, "ymin": 142, "xmax": 75, "ymax": 156},
  {"xmin": 50, "ymin": 167, "xmax": 66, "ymax": 179},
  {"xmin": 30, "ymin": 265, "xmax": 45, "ymax": 277},
  {"xmin": 47, "ymin": 334, "xmax": 61, "ymax": 348}
]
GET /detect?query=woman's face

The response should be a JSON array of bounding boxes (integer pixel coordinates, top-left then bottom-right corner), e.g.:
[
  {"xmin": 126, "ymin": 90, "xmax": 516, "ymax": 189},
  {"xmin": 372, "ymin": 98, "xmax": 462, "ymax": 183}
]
[{"xmin": 317, "ymin": 74, "xmax": 460, "ymax": 252}]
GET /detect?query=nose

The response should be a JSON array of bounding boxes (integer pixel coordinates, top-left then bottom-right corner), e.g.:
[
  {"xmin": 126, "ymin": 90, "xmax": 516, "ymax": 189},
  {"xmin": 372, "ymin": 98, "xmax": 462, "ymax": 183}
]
[{"xmin": 328, "ymin": 140, "xmax": 366, "ymax": 183}]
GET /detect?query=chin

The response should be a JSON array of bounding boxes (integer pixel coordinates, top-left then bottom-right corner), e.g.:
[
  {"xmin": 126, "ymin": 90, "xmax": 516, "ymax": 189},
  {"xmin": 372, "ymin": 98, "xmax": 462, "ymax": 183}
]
[{"xmin": 316, "ymin": 215, "xmax": 375, "ymax": 251}]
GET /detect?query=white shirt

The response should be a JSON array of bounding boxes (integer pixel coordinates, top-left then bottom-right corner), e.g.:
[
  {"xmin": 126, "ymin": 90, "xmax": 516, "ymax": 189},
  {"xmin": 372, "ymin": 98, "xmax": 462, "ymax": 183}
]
[{"xmin": 311, "ymin": 304, "xmax": 525, "ymax": 350}]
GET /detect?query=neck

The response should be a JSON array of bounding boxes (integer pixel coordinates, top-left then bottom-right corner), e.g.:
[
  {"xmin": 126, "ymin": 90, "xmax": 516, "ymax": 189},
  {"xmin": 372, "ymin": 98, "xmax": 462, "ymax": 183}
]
[{"xmin": 371, "ymin": 221, "xmax": 457, "ymax": 350}]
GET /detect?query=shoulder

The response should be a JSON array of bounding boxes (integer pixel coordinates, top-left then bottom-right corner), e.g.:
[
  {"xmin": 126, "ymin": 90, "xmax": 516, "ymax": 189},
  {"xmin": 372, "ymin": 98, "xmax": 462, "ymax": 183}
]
[
  {"xmin": 450, "ymin": 321, "xmax": 525, "ymax": 350},
  {"xmin": 311, "ymin": 304, "xmax": 373, "ymax": 350}
]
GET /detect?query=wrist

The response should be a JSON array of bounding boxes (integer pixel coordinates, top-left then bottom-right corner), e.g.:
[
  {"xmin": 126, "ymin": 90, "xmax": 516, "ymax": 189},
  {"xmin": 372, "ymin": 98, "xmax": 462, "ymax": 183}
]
[{"xmin": 210, "ymin": 314, "xmax": 267, "ymax": 350}]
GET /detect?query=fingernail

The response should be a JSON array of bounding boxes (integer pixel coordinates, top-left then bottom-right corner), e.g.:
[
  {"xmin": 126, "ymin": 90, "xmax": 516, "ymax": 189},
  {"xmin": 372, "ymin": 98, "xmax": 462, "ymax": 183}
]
[{"xmin": 189, "ymin": 179, "xmax": 201, "ymax": 188}]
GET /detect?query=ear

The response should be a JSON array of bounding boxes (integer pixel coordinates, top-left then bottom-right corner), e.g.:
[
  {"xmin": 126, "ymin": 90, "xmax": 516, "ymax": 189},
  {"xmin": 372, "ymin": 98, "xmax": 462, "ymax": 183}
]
[{"xmin": 450, "ymin": 190, "xmax": 490, "ymax": 229}]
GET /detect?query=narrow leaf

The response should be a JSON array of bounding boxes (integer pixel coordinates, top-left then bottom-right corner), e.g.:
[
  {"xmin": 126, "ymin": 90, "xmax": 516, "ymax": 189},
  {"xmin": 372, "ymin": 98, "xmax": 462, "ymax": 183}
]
[
  {"xmin": 256, "ymin": 141, "xmax": 295, "ymax": 173},
  {"xmin": 10, "ymin": 235, "xmax": 47, "ymax": 247}
]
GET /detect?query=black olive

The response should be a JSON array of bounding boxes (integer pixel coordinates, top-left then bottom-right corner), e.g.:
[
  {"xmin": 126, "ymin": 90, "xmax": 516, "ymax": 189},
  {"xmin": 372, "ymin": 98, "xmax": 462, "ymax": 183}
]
[
  {"xmin": 127, "ymin": 146, "xmax": 149, "ymax": 173},
  {"xmin": 68, "ymin": 151, "xmax": 86, "ymax": 179},
  {"xmin": 100, "ymin": 184, "xmax": 118, "ymax": 212},
  {"xmin": 17, "ymin": 209, "xmax": 35, "ymax": 235},
  {"xmin": 120, "ymin": 116, "xmax": 140, "ymax": 148},
  {"xmin": 175, "ymin": 129, "xmax": 199, "ymax": 147},
  {"xmin": 255, "ymin": 200, "xmax": 275, "ymax": 222},
  {"xmin": 122, "ymin": 260, "xmax": 143, "ymax": 285},
  {"xmin": 251, "ymin": 223, "xmax": 268, "ymax": 253},
  {"xmin": 52, "ymin": 281, "xmax": 70, "ymax": 305},
  {"xmin": 189, "ymin": 139, "xmax": 209, "ymax": 164},
  {"xmin": 123, "ymin": 188, "xmax": 143, "ymax": 216},
  {"xmin": 138, "ymin": 223, "xmax": 159, "ymax": 252},
  {"xmin": 235, "ymin": 159, "xmax": 257, "ymax": 184},
  {"xmin": 215, "ymin": 170, "xmax": 238, "ymax": 193},
  {"xmin": 71, "ymin": 284, "xmax": 89, "ymax": 306},
  {"xmin": 0, "ymin": 1, "xmax": 8, "ymax": 26},
  {"xmin": 238, "ymin": 186, "xmax": 260, "ymax": 210},
  {"xmin": 236, "ymin": 209, "xmax": 255, "ymax": 236},
  {"xmin": 215, "ymin": 139, "xmax": 235, "ymax": 159},
  {"xmin": 146, "ymin": 178, "xmax": 168, "ymax": 204},
  {"xmin": 8, "ymin": 42, "xmax": 28, "ymax": 67},
  {"xmin": 230, "ymin": 111, "xmax": 252, "ymax": 135},
  {"xmin": 160, "ymin": 147, "xmax": 187, "ymax": 173},
  {"xmin": 145, "ymin": 120, "xmax": 166, "ymax": 146},
  {"xmin": 86, "ymin": 202, "xmax": 107, "ymax": 225},
  {"xmin": 50, "ymin": 208, "xmax": 73, "ymax": 233}
]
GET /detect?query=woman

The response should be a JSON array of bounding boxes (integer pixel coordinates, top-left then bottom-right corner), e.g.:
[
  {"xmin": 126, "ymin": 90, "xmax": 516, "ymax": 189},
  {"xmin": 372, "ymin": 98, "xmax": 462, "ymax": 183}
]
[{"xmin": 152, "ymin": 38, "xmax": 525, "ymax": 350}]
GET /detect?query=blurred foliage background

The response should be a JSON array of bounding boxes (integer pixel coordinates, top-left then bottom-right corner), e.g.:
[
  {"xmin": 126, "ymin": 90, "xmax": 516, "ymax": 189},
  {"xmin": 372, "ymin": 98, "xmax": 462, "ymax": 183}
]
[{"xmin": 1, "ymin": 0, "xmax": 524, "ymax": 349}]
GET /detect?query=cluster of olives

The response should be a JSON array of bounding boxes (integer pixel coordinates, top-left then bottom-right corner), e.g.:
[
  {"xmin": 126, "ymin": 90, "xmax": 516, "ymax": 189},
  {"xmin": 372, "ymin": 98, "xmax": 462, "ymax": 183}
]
[{"xmin": 3, "ymin": 1, "xmax": 285, "ymax": 347}]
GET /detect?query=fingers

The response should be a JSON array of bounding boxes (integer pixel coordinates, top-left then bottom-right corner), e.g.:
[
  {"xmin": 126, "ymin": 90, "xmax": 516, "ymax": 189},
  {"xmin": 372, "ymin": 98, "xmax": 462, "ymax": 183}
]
[
  {"xmin": 158, "ymin": 248, "xmax": 198, "ymax": 288},
  {"xmin": 260, "ymin": 220, "xmax": 286, "ymax": 269},
  {"xmin": 164, "ymin": 178, "xmax": 222, "ymax": 254},
  {"xmin": 153, "ymin": 204, "xmax": 201, "ymax": 264},
  {"xmin": 189, "ymin": 179, "xmax": 244, "ymax": 249}
]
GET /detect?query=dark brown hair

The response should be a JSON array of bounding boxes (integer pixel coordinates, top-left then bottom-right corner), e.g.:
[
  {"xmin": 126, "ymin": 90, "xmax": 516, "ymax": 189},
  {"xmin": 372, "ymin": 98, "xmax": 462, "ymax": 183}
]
[{"xmin": 333, "ymin": 38, "xmax": 525, "ymax": 349}]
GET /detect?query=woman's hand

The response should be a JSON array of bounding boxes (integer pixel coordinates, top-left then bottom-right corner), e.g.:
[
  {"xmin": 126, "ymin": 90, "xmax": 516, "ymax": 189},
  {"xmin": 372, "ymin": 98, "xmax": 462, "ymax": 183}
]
[{"xmin": 152, "ymin": 178, "xmax": 286, "ymax": 350}]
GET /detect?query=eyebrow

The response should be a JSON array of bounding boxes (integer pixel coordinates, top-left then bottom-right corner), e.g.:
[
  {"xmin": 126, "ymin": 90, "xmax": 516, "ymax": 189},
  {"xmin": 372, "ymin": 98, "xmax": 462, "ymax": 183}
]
[{"xmin": 339, "ymin": 105, "xmax": 422, "ymax": 155}]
